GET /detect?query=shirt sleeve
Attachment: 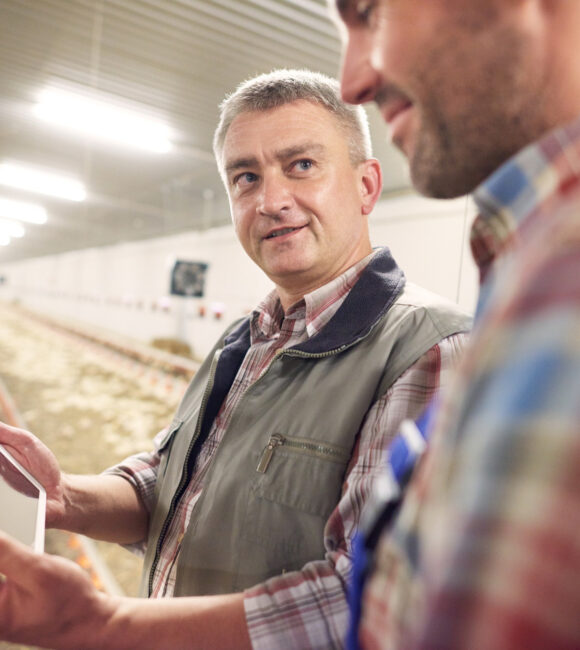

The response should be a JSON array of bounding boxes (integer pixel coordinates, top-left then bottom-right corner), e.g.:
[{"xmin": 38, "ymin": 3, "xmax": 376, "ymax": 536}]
[
  {"xmin": 101, "ymin": 429, "xmax": 167, "ymax": 555},
  {"xmin": 103, "ymin": 428, "xmax": 166, "ymax": 514},
  {"xmin": 243, "ymin": 332, "xmax": 468, "ymax": 650}
]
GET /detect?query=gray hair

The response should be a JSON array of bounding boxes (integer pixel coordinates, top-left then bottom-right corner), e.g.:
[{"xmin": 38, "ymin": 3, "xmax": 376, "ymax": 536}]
[{"xmin": 213, "ymin": 69, "xmax": 373, "ymax": 176}]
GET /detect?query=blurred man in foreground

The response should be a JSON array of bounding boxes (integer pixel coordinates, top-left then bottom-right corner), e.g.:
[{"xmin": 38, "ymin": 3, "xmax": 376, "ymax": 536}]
[{"xmin": 333, "ymin": 0, "xmax": 580, "ymax": 647}]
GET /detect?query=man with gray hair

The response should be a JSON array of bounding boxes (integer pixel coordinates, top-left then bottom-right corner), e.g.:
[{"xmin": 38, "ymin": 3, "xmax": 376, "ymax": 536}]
[{"xmin": 0, "ymin": 69, "xmax": 469, "ymax": 649}]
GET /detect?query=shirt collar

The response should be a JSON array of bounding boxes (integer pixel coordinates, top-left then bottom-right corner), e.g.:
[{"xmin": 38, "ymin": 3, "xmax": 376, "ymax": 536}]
[
  {"xmin": 250, "ymin": 249, "xmax": 378, "ymax": 343},
  {"xmin": 471, "ymin": 115, "xmax": 580, "ymax": 279}
]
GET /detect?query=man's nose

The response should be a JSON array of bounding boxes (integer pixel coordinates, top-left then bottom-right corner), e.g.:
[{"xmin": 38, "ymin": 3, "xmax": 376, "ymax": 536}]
[
  {"xmin": 340, "ymin": 34, "xmax": 380, "ymax": 105},
  {"xmin": 256, "ymin": 172, "xmax": 293, "ymax": 217}
]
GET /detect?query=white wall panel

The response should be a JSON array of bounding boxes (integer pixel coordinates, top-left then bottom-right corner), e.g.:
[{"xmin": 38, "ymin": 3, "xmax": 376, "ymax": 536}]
[
  {"xmin": 0, "ymin": 195, "xmax": 479, "ymax": 359},
  {"xmin": 370, "ymin": 194, "xmax": 478, "ymax": 313}
]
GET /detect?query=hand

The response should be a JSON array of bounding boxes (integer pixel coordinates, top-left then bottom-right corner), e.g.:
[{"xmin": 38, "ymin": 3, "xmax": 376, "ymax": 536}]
[
  {"xmin": 0, "ymin": 421, "xmax": 65, "ymax": 526},
  {"xmin": 0, "ymin": 532, "xmax": 251, "ymax": 650},
  {"xmin": 0, "ymin": 532, "xmax": 116, "ymax": 649}
]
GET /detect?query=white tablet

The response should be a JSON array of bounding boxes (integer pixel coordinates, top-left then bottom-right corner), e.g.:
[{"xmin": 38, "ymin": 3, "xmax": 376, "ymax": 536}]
[{"xmin": 0, "ymin": 444, "xmax": 46, "ymax": 553}]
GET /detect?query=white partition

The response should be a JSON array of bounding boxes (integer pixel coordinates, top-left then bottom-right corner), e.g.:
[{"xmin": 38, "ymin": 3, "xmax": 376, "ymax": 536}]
[
  {"xmin": 0, "ymin": 194, "xmax": 478, "ymax": 359},
  {"xmin": 370, "ymin": 194, "xmax": 478, "ymax": 313}
]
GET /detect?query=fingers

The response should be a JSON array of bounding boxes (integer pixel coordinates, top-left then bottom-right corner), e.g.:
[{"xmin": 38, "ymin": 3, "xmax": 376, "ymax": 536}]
[
  {"xmin": 0, "ymin": 445, "xmax": 42, "ymax": 497},
  {"xmin": 0, "ymin": 422, "xmax": 37, "ymax": 464},
  {"xmin": 0, "ymin": 420, "xmax": 33, "ymax": 441},
  {"xmin": 0, "ymin": 530, "xmax": 92, "ymax": 605},
  {"xmin": 0, "ymin": 424, "xmax": 61, "ymax": 491},
  {"xmin": 0, "ymin": 420, "xmax": 23, "ymax": 446},
  {"xmin": 0, "ymin": 530, "xmax": 43, "ymax": 589},
  {"xmin": 0, "ymin": 530, "xmax": 106, "ymax": 649}
]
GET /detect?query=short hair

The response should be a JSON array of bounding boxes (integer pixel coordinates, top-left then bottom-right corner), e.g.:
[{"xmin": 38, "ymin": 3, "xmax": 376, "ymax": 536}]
[{"xmin": 213, "ymin": 69, "xmax": 373, "ymax": 176}]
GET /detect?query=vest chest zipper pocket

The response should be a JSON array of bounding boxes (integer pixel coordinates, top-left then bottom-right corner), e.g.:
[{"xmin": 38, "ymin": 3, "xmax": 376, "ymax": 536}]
[
  {"xmin": 256, "ymin": 433, "xmax": 350, "ymax": 473},
  {"xmin": 241, "ymin": 432, "xmax": 352, "ymax": 575}
]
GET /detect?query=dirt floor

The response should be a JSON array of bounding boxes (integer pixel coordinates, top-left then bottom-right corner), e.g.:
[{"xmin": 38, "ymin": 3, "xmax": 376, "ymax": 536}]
[{"xmin": 0, "ymin": 302, "xmax": 189, "ymax": 650}]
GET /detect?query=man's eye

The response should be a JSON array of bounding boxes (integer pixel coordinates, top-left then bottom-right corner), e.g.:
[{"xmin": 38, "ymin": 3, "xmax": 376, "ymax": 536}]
[
  {"xmin": 234, "ymin": 172, "xmax": 258, "ymax": 187},
  {"xmin": 354, "ymin": 0, "xmax": 375, "ymax": 25},
  {"xmin": 294, "ymin": 159, "xmax": 313, "ymax": 172}
]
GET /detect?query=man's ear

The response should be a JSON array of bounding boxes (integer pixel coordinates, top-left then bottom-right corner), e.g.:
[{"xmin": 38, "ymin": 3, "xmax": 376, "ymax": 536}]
[{"xmin": 359, "ymin": 158, "xmax": 383, "ymax": 215}]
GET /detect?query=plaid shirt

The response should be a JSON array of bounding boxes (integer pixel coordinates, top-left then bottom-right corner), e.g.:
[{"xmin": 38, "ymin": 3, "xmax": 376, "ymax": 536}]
[
  {"xmin": 108, "ymin": 249, "xmax": 466, "ymax": 647},
  {"xmin": 359, "ymin": 118, "xmax": 580, "ymax": 649}
]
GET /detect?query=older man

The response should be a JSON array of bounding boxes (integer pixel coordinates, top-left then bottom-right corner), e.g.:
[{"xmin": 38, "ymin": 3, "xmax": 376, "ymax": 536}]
[
  {"xmin": 0, "ymin": 70, "xmax": 469, "ymax": 649},
  {"xmin": 334, "ymin": 1, "xmax": 580, "ymax": 648}
]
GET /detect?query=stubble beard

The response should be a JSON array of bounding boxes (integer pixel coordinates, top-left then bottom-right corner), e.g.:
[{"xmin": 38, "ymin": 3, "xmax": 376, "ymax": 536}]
[
  {"xmin": 409, "ymin": 96, "xmax": 550, "ymax": 200},
  {"xmin": 406, "ymin": 25, "xmax": 547, "ymax": 199},
  {"xmin": 408, "ymin": 108, "xmax": 501, "ymax": 199}
]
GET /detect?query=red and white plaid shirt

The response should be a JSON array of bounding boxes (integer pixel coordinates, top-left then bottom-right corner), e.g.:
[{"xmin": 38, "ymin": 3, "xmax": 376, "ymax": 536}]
[{"xmin": 108, "ymin": 249, "xmax": 466, "ymax": 647}]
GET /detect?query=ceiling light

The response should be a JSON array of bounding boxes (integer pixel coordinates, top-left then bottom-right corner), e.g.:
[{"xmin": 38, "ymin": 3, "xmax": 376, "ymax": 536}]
[
  {"xmin": 0, "ymin": 234, "xmax": 10, "ymax": 246},
  {"xmin": 0, "ymin": 218, "xmax": 25, "ymax": 238},
  {"xmin": 0, "ymin": 163, "xmax": 86, "ymax": 202},
  {"xmin": 0, "ymin": 197, "xmax": 47, "ymax": 224},
  {"xmin": 35, "ymin": 88, "xmax": 173, "ymax": 153}
]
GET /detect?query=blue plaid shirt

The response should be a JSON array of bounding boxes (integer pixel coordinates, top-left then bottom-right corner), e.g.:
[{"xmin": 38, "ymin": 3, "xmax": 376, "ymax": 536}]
[{"xmin": 354, "ymin": 115, "xmax": 580, "ymax": 649}]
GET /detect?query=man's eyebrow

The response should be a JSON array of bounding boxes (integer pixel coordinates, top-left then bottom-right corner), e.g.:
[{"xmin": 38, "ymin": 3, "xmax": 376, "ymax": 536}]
[
  {"xmin": 275, "ymin": 142, "xmax": 326, "ymax": 160},
  {"xmin": 225, "ymin": 143, "xmax": 326, "ymax": 175},
  {"xmin": 224, "ymin": 156, "xmax": 258, "ymax": 176}
]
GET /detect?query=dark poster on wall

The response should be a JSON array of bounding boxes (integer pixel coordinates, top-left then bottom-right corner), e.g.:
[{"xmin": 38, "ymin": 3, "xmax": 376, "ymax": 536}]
[{"xmin": 170, "ymin": 260, "xmax": 208, "ymax": 297}]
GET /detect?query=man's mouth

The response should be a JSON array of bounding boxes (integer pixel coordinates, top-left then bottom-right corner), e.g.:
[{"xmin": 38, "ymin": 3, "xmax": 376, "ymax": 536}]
[
  {"xmin": 381, "ymin": 98, "xmax": 413, "ymax": 127},
  {"xmin": 264, "ymin": 226, "xmax": 304, "ymax": 240},
  {"xmin": 375, "ymin": 87, "xmax": 414, "ymax": 132}
]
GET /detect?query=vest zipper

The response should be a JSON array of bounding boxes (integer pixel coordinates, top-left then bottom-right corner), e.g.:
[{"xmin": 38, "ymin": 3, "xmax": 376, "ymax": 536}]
[
  {"xmin": 147, "ymin": 348, "xmax": 222, "ymax": 596},
  {"xmin": 280, "ymin": 345, "xmax": 351, "ymax": 360},
  {"xmin": 256, "ymin": 433, "xmax": 285, "ymax": 472},
  {"xmin": 256, "ymin": 433, "xmax": 350, "ymax": 473}
]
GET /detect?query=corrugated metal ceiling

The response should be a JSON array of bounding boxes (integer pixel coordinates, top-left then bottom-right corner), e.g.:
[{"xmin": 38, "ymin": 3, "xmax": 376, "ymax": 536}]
[{"xmin": 0, "ymin": 0, "xmax": 410, "ymax": 262}]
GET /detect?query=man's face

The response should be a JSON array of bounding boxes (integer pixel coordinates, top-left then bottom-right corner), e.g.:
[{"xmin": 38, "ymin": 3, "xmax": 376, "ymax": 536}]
[
  {"xmin": 221, "ymin": 100, "xmax": 378, "ymax": 300},
  {"xmin": 335, "ymin": 0, "xmax": 548, "ymax": 198}
]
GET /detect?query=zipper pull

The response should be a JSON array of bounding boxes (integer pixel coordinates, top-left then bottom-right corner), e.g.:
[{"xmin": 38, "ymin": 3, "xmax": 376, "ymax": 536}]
[{"xmin": 256, "ymin": 433, "xmax": 285, "ymax": 473}]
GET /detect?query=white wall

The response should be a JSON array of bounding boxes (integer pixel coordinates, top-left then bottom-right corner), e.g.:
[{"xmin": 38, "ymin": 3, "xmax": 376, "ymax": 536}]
[
  {"xmin": 0, "ymin": 194, "xmax": 478, "ymax": 359},
  {"xmin": 370, "ymin": 194, "xmax": 478, "ymax": 312}
]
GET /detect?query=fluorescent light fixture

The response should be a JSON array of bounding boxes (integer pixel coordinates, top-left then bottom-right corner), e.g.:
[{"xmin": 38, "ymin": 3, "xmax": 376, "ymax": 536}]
[
  {"xmin": 0, "ymin": 163, "xmax": 86, "ymax": 202},
  {"xmin": 35, "ymin": 88, "xmax": 172, "ymax": 153},
  {"xmin": 0, "ymin": 197, "xmax": 47, "ymax": 224},
  {"xmin": 0, "ymin": 218, "xmax": 25, "ymax": 238}
]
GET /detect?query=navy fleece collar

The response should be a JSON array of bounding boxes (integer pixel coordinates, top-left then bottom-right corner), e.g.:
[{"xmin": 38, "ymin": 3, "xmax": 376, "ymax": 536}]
[
  {"xmin": 196, "ymin": 247, "xmax": 404, "ymax": 459},
  {"xmin": 224, "ymin": 246, "xmax": 405, "ymax": 354}
]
